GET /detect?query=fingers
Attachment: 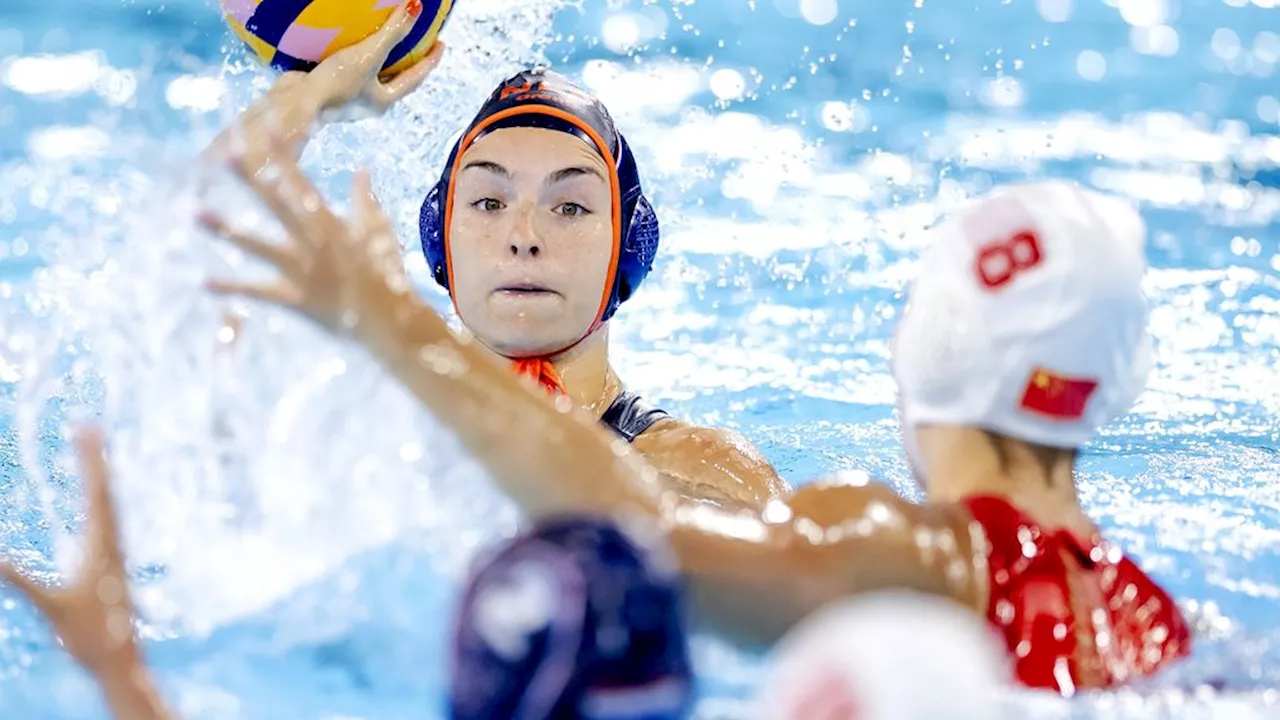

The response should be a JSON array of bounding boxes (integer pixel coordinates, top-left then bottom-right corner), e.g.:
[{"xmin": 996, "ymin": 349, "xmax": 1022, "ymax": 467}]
[
  {"xmin": 228, "ymin": 135, "xmax": 329, "ymax": 244},
  {"xmin": 360, "ymin": 0, "xmax": 422, "ymax": 60},
  {"xmin": 198, "ymin": 210, "xmax": 300, "ymax": 276},
  {"xmin": 217, "ymin": 313, "xmax": 245, "ymax": 353},
  {"xmin": 350, "ymin": 171, "xmax": 403, "ymax": 268},
  {"xmin": 351, "ymin": 170, "xmax": 391, "ymax": 235},
  {"xmin": 270, "ymin": 71, "xmax": 309, "ymax": 96},
  {"xmin": 73, "ymin": 427, "xmax": 127, "ymax": 568},
  {"xmin": 0, "ymin": 561, "xmax": 50, "ymax": 610},
  {"xmin": 374, "ymin": 41, "xmax": 445, "ymax": 105},
  {"xmin": 205, "ymin": 278, "xmax": 305, "ymax": 309}
]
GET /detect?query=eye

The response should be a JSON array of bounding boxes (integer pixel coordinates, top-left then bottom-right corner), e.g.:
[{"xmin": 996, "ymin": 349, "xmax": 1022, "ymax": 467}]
[
  {"xmin": 471, "ymin": 198, "xmax": 505, "ymax": 212},
  {"xmin": 554, "ymin": 202, "xmax": 591, "ymax": 218}
]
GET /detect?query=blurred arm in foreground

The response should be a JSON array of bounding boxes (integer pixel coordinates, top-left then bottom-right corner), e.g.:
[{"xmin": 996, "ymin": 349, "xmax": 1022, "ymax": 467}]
[
  {"xmin": 204, "ymin": 145, "xmax": 1191, "ymax": 694},
  {"xmin": 201, "ymin": 139, "xmax": 986, "ymax": 648}
]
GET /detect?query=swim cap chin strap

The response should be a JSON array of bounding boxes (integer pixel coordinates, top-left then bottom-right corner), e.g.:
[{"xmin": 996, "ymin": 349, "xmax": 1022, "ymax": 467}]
[{"xmin": 510, "ymin": 357, "xmax": 567, "ymax": 395}]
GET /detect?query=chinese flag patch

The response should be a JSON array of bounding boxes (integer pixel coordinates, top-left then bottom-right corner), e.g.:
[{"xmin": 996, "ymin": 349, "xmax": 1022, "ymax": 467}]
[{"xmin": 1019, "ymin": 368, "xmax": 1100, "ymax": 420}]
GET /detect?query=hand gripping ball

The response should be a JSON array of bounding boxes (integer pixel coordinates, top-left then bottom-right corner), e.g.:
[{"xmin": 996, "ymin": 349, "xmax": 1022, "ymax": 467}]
[{"xmin": 221, "ymin": 0, "xmax": 453, "ymax": 76}]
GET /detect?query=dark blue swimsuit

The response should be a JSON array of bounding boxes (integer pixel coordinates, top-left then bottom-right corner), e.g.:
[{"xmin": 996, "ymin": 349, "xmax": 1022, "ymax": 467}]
[{"xmin": 600, "ymin": 391, "xmax": 669, "ymax": 442}]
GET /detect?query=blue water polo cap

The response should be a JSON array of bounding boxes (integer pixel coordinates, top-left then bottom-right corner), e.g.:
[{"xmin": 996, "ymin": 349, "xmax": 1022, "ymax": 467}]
[
  {"xmin": 449, "ymin": 515, "xmax": 693, "ymax": 720},
  {"xmin": 419, "ymin": 68, "xmax": 660, "ymax": 328}
]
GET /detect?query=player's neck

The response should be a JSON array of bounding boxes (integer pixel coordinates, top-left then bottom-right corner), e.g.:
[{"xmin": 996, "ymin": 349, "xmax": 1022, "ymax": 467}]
[
  {"xmin": 920, "ymin": 427, "xmax": 1090, "ymax": 533},
  {"xmin": 546, "ymin": 327, "xmax": 620, "ymax": 418}
]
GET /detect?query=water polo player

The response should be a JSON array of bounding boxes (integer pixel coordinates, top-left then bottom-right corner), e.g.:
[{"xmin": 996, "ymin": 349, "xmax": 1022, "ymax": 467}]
[
  {"xmin": 210, "ymin": 155, "xmax": 1191, "ymax": 691},
  {"xmin": 202, "ymin": 3, "xmax": 787, "ymax": 511}
]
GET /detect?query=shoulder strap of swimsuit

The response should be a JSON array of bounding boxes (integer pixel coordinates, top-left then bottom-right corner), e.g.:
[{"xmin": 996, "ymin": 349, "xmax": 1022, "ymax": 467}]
[{"xmin": 600, "ymin": 390, "xmax": 671, "ymax": 443}]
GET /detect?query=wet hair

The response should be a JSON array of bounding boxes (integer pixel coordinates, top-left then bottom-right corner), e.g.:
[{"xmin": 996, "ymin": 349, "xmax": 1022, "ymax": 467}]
[{"xmin": 980, "ymin": 430, "xmax": 1078, "ymax": 487}]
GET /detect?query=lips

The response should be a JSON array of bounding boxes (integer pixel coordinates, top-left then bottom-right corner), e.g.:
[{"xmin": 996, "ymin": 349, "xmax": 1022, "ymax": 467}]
[{"xmin": 496, "ymin": 283, "xmax": 556, "ymax": 294}]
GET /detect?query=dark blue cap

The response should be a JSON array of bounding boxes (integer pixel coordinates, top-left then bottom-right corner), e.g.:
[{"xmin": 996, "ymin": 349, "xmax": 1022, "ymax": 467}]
[
  {"xmin": 419, "ymin": 68, "xmax": 661, "ymax": 331},
  {"xmin": 449, "ymin": 515, "xmax": 693, "ymax": 720}
]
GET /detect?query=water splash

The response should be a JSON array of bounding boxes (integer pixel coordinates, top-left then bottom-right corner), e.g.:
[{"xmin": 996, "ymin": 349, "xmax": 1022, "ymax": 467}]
[{"xmin": 3, "ymin": 0, "xmax": 570, "ymax": 673}]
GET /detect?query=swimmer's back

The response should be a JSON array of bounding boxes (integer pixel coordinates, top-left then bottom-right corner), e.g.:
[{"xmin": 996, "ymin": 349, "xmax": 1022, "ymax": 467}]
[{"xmin": 963, "ymin": 495, "xmax": 1190, "ymax": 692}]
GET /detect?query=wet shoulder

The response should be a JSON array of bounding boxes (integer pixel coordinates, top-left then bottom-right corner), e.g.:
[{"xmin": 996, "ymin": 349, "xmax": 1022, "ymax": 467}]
[{"xmin": 630, "ymin": 416, "xmax": 788, "ymax": 506}]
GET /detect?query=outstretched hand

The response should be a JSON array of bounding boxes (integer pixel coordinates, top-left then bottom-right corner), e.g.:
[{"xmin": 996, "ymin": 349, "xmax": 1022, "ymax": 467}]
[
  {"xmin": 0, "ymin": 428, "xmax": 139, "ymax": 673},
  {"xmin": 1, "ymin": 428, "xmax": 176, "ymax": 719},
  {"xmin": 200, "ymin": 135, "xmax": 437, "ymax": 358}
]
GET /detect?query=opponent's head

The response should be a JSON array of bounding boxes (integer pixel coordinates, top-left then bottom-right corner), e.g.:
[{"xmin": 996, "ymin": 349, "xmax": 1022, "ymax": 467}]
[
  {"xmin": 892, "ymin": 181, "xmax": 1152, "ymax": 485},
  {"xmin": 449, "ymin": 515, "xmax": 692, "ymax": 720},
  {"xmin": 761, "ymin": 592, "xmax": 1007, "ymax": 720},
  {"xmin": 420, "ymin": 68, "xmax": 660, "ymax": 359}
]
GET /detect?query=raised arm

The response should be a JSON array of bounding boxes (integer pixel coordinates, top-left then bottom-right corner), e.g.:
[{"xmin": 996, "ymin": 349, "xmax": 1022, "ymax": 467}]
[
  {"xmin": 203, "ymin": 1, "xmax": 443, "ymax": 175},
  {"xmin": 0, "ymin": 429, "xmax": 175, "ymax": 720}
]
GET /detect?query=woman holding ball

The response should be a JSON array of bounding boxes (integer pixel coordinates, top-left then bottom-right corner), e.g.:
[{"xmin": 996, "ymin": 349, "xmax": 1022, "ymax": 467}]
[{"xmin": 209, "ymin": 0, "xmax": 785, "ymax": 510}]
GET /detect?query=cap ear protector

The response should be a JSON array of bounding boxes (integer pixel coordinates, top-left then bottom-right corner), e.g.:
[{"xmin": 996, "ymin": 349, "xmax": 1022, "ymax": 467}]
[{"xmin": 418, "ymin": 69, "xmax": 660, "ymax": 327}]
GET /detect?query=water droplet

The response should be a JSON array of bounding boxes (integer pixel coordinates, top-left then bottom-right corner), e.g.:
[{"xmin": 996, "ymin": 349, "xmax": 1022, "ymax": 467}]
[
  {"xmin": 385, "ymin": 271, "xmax": 410, "ymax": 296},
  {"xmin": 105, "ymin": 606, "xmax": 133, "ymax": 646},
  {"xmin": 553, "ymin": 393, "xmax": 573, "ymax": 413},
  {"xmin": 417, "ymin": 343, "xmax": 468, "ymax": 377},
  {"xmin": 399, "ymin": 442, "xmax": 423, "ymax": 462},
  {"xmin": 96, "ymin": 576, "xmax": 124, "ymax": 605},
  {"xmin": 257, "ymin": 163, "xmax": 282, "ymax": 185},
  {"xmin": 217, "ymin": 324, "xmax": 238, "ymax": 345}
]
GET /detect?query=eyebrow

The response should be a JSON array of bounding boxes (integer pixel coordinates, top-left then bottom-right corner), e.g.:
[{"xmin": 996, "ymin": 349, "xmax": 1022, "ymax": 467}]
[
  {"xmin": 460, "ymin": 161, "xmax": 604, "ymax": 185},
  {"xmin": 546, "ymin": 166, "xmax": 605, "ymax": 185},
  {"xmin": 460, "ymin": 160, "xmax": 510, "ymax": 178}
]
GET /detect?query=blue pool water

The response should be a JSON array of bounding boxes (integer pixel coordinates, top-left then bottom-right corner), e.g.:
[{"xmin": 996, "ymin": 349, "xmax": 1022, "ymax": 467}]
[{"xmin": 1, "ymin": 0, "xmax": 1279, "ymax": 717}]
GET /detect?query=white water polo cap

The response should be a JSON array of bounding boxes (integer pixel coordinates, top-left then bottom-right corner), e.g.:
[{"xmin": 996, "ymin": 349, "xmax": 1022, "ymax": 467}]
[
  {"xmin": 757, "ymin": 592, "xmax": 1009, "ymax": 720},
  {"xmin": 893, "ymin": 180, "xmax": 1152, "ymax": 450}
]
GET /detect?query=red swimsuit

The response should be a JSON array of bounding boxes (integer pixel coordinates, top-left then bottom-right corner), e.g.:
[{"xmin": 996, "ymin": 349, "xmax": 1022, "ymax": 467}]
[{"xmin": 962, "ymin": 495, "xmax": 1191, "ymax": 692}]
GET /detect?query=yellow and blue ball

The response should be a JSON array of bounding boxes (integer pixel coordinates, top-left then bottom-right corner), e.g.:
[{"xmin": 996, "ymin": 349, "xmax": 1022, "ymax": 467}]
[{"xmin": 220, "ymin": 0, "xmax": 453, "ymax": 76}]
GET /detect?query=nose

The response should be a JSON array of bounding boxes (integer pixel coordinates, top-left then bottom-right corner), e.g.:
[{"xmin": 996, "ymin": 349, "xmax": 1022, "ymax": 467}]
[{"xmin": 508, "ymin": 201, "xmax": 542, "ymax": 259}]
